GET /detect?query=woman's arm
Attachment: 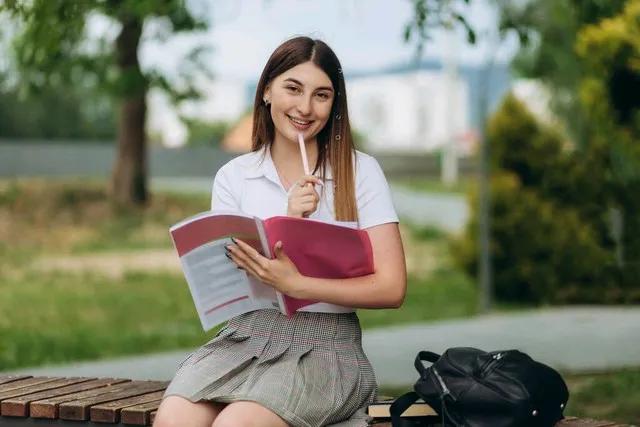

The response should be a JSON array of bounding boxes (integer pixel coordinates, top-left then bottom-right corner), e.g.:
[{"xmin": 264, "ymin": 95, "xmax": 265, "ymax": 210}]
[
  {"xmin": 226, "ymin": 222, "xmax": 407, "ymax": 309},
  {"xmin": 291, "ymin": 222, "xmax": 406, "ymax": 308}
]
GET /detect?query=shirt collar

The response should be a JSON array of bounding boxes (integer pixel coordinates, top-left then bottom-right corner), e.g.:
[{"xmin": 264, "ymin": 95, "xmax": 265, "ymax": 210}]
[{"xmin": 245, "ymin": 145, "xmax": 334, "ymax": 181}]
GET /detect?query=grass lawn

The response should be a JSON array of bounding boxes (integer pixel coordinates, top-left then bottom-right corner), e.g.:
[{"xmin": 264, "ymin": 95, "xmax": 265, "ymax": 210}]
[
  {"xmin": 379, "ymin": 368, "xmax": 640, "ymax": 425},
  {"xmin": 0, "ymin": 178, "xmax": 479, "ymax": 370}
]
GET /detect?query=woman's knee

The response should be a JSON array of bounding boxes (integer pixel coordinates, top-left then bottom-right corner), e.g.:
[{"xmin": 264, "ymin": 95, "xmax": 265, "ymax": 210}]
[
  {"xmin": 153, "ymin": 396, "xmax": 224, "ymax": 427},
  {"xmin": 212, "ymin": 401, "xmax": 289, "ymax": 427}
]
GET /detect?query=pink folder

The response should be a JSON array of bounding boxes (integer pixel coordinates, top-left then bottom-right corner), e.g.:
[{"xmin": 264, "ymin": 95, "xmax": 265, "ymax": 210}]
[{"xmin": 263, "ymin": 216, "xmax": 374, "ymax": 314}]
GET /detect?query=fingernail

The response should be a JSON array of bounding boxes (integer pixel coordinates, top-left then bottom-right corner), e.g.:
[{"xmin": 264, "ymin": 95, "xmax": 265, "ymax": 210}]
[
  {"xmin": 225, "ymin": 252, "xmax": 232, "ymax": 260},
  {"xmin": 230, "ymin": 237, "xmax": 237, "ymax": 244}
]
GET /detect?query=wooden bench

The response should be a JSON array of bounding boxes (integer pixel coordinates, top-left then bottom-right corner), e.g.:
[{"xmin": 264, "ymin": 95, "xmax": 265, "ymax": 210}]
[{"xmin": 0, "ymin": 375, "xmax": 632, "ymax": 426}]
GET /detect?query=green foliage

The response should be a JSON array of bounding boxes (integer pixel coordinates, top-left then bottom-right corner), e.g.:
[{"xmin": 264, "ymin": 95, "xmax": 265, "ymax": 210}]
[
  {"xmin": 497, "ymin": 0, "xmax": 628, "ymax": 145},
  {"xmin": 575, "ymin": 0, "xmax": 640, "ymax": 290},
  {"xmin": 1, "ymin": 0, "xmax": 209, "ymax": 101},
  {"xmin": 456, "ymin": 173, "xmax": 613, "ymax": 304},
  {"xmin": 1, "ymin": 0, "xmax": 211, "ymax": 204},
  {"xmin": 468, "ymin": 1, "xmax": 640, "ymax": 304},
  {"xmin": 404, "ymin": 0, "xmax": 476, "ymax": 59},
  {"xmin": 454, "ymin": 94, "xmax": 640, "ymax": 304},
  {"xmin": 0, "ymin": 76, "xmax": 116, "ymax": 139},
  {"xmin": 183, "ymin": 118, "xmax": 230, "ymax": 147},
  {"xmin": 487, "ymin": 94, "xmax": 563, "ymax": 187}
]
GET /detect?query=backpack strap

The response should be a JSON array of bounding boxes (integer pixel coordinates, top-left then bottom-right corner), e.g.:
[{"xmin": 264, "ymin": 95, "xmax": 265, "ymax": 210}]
[
  {"xmin": 415, "ymin": 351, "xmax": 440, "ymax": 377},
  {"xmin": 389, "ymin": 391, "xmax": 424, "ymax": 427}
]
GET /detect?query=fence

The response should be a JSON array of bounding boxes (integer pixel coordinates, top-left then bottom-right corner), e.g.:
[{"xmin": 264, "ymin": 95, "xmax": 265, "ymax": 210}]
[{"xmin": 0, "ymin": 140, "xmax": 476, "ymax": 179}]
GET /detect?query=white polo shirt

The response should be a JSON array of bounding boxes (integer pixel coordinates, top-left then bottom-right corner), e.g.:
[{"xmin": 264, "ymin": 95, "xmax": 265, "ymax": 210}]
[
  {"xmin": 211, "ymin": 146, "xmax": 398, "ymax": 228},
  {"xmin": 210, "ymin": 145, "xmax": 399, "ymax": 313}
]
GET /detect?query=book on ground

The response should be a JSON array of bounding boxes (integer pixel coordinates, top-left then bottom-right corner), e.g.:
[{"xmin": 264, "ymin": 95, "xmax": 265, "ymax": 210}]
[
  {"xmin": 367, "ymin": 399, "xmax": 437, "ymax": 418},
  {"xmin": 170, "ymin": 211, "xmax": 374, "ymax": 331}
]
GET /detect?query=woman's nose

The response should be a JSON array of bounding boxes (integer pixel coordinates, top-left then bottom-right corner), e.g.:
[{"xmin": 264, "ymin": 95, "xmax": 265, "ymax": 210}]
[{"xmin": 296, "ymin": 95, "xmax": 313, "ymax": 116}]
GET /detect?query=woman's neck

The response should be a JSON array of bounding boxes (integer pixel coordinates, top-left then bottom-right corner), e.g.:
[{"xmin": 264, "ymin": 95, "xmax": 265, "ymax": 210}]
[{"xmin": 270, "ymin": 134, "xmax": 319, "ymax": 177}]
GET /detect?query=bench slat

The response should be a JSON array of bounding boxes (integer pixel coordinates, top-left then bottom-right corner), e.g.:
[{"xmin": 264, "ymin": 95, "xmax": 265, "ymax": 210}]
[
  {"xmin": 0, "ymin": 378, "xmax": 59, "ymax": 394},
  {"xmin": 370, "ymin": 416, "xmax": 633, "ymax": 427},
  {"xmin": 58, "ymin": 381, "xmax": 168, "ymax": 421},
  {"xmin": 90, "ymin": 390, "xmax": 165, "ymax": 423},
  {"xmin": 0, "ymin": 376, "xmax": 33, "ymax": 387},
  {"xmin": 29, "ymin": 379, "xmax": 131, "ymax": 419},
  {"xmin": 0, "ymin": 375, "xmax": 630, "ymax": 427},
  {"xmin": 0, "ymin": 377, "xmax": 94, "ymax": 416},
  {"xmin": 0, "ymin": 378, "xmax": 125, "ymax": 418},
  {"xmin": 558, "ymin": 419, "xmax": 631, "ymax": 427},
  {"xmin": 120, "ymin": 399, "xmax": 162, "ymax": 425},
  {"xmin": 371, "ymin": 421, "xmax": 630, "ymax": 427}
]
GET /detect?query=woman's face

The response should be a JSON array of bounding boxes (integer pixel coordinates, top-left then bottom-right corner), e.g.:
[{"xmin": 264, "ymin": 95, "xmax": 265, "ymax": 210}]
[{"xmin": 264, "ymin": 60, "xmax": 335, "ymax": 145}]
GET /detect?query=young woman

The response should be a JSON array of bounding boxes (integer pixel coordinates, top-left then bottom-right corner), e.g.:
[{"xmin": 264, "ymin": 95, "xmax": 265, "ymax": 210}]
[{"xmin": 154, "ymin": 36, "xmax": 406, "ymax": 427}]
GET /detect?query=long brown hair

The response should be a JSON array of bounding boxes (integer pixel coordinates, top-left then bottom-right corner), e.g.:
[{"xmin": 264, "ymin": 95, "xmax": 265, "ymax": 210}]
[{"xmin": 251, "ymin": 36, "xmax": 357, "ymax": 222}]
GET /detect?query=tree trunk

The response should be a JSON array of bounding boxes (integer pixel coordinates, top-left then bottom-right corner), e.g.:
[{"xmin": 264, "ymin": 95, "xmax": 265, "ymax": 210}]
[{"xmin": 110, "ymin": 15, "xmax": 147, "ymax": 206}]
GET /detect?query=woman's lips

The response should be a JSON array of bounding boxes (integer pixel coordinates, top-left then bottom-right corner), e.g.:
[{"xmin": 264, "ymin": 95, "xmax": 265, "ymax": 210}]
[{"xmin": 287, "ymin": 115, "xmax": 313, "ymax": 131}]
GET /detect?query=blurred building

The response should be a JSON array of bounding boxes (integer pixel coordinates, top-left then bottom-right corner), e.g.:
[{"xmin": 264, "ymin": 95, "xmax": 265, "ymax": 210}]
[
  {"xmin": 148, "ymin": 60, "xmax": 511, "ymax": 153},
  {"xmin": 222, "ymin": 114, "xmax": 253, "ymax": 153},
  {"xmin": 346, "ymin": 69, "xmax": 470, "ymax": 153}
]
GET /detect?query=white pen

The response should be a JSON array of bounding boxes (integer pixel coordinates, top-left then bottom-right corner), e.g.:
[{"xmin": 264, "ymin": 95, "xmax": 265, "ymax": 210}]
[
  {"xmin": 297, "ymin": 132, "xmax": 310, "ymax": 175},
  {"xmin": 297, "ymin": 133, "xmax": 323, "ymax": 187}
]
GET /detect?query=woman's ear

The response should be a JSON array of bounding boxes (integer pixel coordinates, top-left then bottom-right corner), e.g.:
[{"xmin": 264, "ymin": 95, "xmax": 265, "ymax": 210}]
[{"xmin": 263, "ymin": 85, "xmax": 271, "ymax": 104}]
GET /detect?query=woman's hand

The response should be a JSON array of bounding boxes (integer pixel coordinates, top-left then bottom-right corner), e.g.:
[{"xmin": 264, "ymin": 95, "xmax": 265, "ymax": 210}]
[
  {"xmin": 287, "ymin": 175, "xmax": 323, "ymax": 218},
  {"xmin": 226, "ymin": 238, "xmax": 302, "ymax": 297}
]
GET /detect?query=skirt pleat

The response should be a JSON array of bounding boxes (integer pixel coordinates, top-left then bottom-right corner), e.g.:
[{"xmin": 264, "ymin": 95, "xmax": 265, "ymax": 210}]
[{"xmin": 163, "ymin": 309, "xmax": 377, "ymax": 427}]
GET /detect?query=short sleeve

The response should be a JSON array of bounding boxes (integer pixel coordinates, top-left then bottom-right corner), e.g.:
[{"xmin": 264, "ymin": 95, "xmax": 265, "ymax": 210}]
[
  {"xmin": 211, "ymin": 163, "xmax": 240, "ymax": 212},
  {"xmin": 356, "ymin": 154, "xmax": 399, "ymax": 229}
]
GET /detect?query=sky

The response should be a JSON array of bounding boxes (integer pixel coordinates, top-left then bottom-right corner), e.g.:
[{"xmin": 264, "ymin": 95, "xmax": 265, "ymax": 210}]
[{"xmin": 138, "ymin": 0, "xmax": 519, "ymax": 84}]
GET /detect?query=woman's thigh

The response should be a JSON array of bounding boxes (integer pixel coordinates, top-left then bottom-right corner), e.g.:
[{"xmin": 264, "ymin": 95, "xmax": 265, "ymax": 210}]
[
  {"xmin": 212, "ymin": 401, "xmax": 290, "ymax": 427},
  {"xmin": 153, "ymin": 396, "xmax": 226, "ymax": 427}
]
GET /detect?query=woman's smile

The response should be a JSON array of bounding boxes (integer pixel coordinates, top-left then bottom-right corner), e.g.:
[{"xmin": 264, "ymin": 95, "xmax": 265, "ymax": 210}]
[{"xmin": 287, "ymin": 114, "xmax": 314, "ymax": 131}]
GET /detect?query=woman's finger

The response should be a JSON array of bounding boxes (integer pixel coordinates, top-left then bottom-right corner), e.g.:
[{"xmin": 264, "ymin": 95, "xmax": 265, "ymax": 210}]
[
  {"xmin": 232, "ymin": 238, "xmax": 262, "ymax": 259},
  {"xmin": 230, "ymin": 239, "xmax": 269, "ymax": 271},
  {"xmin": 227, "ymin": 245, "xmax": 264, "ymax": 278},
  {"xmin": 297, "ymin": 175, "xmax": 324, "ymax": 187}
]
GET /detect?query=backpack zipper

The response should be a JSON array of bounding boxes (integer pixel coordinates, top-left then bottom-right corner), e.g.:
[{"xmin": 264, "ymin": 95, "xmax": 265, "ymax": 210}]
[
  {"xmin": 432, "ymin": 367, "xmax": 454, "ymax": 398},
  {"xmin": 480, "ymin": 351, "xmax": 506, "ymax": 377}
]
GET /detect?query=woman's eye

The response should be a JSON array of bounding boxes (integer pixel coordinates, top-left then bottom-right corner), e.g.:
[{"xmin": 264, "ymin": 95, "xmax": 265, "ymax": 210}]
[
  {"xmin": 286, "ymin": 86, "xmax": 300, "ymax": 93},
  {"xmin": 317, "ymin": 93, "xmax": 330, "ymax": 100}
]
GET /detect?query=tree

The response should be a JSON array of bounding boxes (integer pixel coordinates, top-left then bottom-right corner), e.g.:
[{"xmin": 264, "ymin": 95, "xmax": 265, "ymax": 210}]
[
  {"xmin": 454, "ymin": 95, "xmax": 616, "ymax": 304},
  {"xmin": 500, "ymin": 0, "xmax": 640, "ymax": 284},
  {"xmin": 1, "ymin": 0, "xmax": 209, "ymax": 206},
  {"xmin": 496, "ymin": 0, "xmax": 627, "ymax": 146},
  {"xmin": 575, "ymin": 0, "xmax": 640, "ymax": 287},
  {"xmin": 404, "ymin": 0, "xmax": 476, "ymax": 56}
]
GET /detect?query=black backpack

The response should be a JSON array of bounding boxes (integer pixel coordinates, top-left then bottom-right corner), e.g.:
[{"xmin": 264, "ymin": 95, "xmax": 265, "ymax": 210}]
[{"xmin": 389, "ymin": 348, "xmax": 569, "ymax": 427}]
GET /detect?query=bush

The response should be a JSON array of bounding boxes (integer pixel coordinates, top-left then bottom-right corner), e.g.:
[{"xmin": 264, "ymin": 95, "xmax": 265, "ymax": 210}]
[
  {"xmin": 454, "ymin": 94, "xmax": 639, "ymax": 304},
  {"xmin": 455, "ymin": 173, "xmax": 613, "ymax": 304}
]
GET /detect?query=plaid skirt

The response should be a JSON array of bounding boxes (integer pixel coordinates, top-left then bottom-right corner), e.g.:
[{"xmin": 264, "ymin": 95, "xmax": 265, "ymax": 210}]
[{"xmin": 163, "ymin": 309, "xmax": 378, "ymax": 427}]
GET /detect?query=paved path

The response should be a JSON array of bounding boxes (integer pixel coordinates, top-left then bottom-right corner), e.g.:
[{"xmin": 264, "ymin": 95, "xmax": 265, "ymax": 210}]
[
  {"xmin": 151, "ymin": 178, "xmax": 469, "ymax": 232},
  {"xmin": 4, "ymin": 307, "xmax": 639, "ymax": 387}
]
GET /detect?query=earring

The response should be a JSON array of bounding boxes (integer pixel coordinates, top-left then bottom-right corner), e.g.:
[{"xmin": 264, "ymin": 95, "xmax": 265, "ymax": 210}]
[{"xmin": 263, "ymin": 98, "xmax": 270, "ymax": 106}]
